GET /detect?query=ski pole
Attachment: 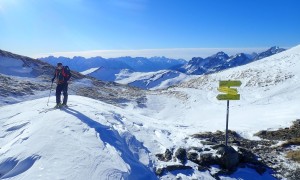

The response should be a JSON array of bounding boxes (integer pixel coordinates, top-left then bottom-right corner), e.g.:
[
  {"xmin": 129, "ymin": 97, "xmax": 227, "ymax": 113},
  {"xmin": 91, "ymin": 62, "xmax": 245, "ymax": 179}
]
[{"xmin": 47, "ymin": 82, "xmax": 53, "ymax": 106}]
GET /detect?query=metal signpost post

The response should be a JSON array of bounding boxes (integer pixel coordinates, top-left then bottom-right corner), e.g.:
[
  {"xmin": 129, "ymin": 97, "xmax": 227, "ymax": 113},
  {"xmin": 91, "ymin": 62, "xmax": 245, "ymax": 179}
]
[{"xmin": 217, "ymin": 80, "xmax": 241, "ymax": 146}]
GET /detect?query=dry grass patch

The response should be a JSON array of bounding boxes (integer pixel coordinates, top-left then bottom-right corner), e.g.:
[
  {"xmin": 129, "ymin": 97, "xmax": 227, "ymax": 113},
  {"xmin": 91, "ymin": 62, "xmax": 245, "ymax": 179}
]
[
  {"xmin": 286, "ymin": 150, "xmax": 300, "ymax": 163},
  {"xmin": 281, "ymin": 137, "xmax": 300, "ymax": 147}
]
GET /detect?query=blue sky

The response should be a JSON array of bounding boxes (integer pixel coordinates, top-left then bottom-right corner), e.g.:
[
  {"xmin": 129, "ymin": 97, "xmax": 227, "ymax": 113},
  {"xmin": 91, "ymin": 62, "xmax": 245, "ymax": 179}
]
[{"xmin": 0, "ymin": 0, "xmax": 299, "ymax": 60}]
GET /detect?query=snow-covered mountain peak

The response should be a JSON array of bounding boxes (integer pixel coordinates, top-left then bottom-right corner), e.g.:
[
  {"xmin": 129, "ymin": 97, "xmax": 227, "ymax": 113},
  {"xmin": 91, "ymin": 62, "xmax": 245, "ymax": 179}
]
[
  {"xmin": 179, "ymin": 44, "xmax": 300, "ymax": 91},
  {"xmin": 209, "ymin": 51, "xmax": 229, "ymax": 60},
  {"xmin": 253, "ymin": 46, "xmax": 286, "ymax": 60}
]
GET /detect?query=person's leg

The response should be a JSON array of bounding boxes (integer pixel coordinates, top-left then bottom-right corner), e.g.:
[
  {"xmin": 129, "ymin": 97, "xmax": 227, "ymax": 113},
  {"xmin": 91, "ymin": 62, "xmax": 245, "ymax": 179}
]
[
  {"xmin": 62, "ymin": 83, "xmax": 68, "ymax": 105},
  {"xmin": 56, "ymin": 84, "xmax": 63, "ymax": 105}
]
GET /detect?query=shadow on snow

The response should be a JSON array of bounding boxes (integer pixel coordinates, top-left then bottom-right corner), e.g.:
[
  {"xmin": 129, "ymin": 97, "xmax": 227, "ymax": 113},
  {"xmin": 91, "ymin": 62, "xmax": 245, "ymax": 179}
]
[{"xmin": 62, "ymin": 107, "xmax": 157, "ymax": 180}]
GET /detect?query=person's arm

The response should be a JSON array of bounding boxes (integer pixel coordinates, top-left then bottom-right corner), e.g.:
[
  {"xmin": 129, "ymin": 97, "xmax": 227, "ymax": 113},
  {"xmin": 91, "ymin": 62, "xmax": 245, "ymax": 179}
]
[{"xmin": 51, "ymin": 70, "xmax": 56, "ymax": 83}]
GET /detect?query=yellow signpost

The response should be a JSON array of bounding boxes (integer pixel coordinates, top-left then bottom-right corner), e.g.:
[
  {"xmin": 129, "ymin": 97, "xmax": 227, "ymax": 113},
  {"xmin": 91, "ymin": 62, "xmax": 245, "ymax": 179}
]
[
  {"xmin": 216, "ymin": 94, "xmax": 240, "ymax": 100},
  {"xmin": 219, "ymin": 80, "xmax": 242, "ymax": 87},
  {"xmin": 217, "ymin": 87, "xmax": 238, "ymax": 95},
  {"xmin": 217, "ymin": 80, "xmax": 241, "ymax": 146}
]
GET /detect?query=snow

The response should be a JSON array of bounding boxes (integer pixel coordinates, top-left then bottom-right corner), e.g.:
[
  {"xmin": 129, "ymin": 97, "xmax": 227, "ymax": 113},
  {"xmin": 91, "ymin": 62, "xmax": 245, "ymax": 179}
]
[
  {"xmin": 0, "ymin": 57, "xmax": 33, "ymax": 77},
  {"xmin": 80, "ymin": 67, "xmax": 100, "ymax": 75},
  {"xmin": 0, "ymin": 95, "xmax": 277, "ymax": 179},
  {"xmin": 0, "ymin": 96, "xmax": 157, "ymax": 179},
  {"xmin": 115, "ymin": 70, "xmax": 194, "ymax": 90}
]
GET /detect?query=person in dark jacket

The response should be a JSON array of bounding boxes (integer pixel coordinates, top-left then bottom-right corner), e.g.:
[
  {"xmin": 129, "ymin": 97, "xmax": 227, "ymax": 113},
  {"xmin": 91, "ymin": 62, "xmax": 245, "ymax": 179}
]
[{"xmin": 51, "ymin": 63, "xmax": 71, "ymax": 108}]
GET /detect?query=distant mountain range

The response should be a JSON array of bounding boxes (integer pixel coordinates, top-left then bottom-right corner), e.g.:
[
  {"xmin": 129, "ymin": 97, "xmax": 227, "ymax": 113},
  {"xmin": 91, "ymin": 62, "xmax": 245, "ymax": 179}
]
[
  {"xmin": 178, "ymin": 46, "xmax": 286, "ymax": 75},
  {"xmin": 40, "ymin": 46, "xmax": 285, "ymax": 76},
  {"xmin": 39, "ymin": 56, "xmax": 186, "ymax": 72},
  {"xmin": 39, "ymin": 46, "xmax": 286, "ymax": 89}
]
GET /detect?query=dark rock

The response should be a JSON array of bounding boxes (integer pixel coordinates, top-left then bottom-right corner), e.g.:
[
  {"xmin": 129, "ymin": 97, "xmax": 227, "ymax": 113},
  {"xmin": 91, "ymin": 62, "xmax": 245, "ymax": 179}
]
[
  {"xmin": 175, "ymin": 148, "xmax": 187, "ymax": 164},
  {"xmin": 238, "ymin": 148, "xmax": 258, "ymax": 164},
  {"xmin": 164, "ymin": 149, "xmax": 172, "ymax": 161},
  {"xmin": 201, "ymin": 141, "xmax": 217, "ymax": 145},
  {"xmin": 198, "ymin": 165, "xmax": 208, "ymax": 171},
  {"xmin": 232, "ymin": 140, "xmax": 241, "ymax": 146},
  {"xmin": 188, "ymin": 147, "xmax": 203, "ymax": 152},
  {"xmin": 156, "ymin": 165, "xmax": 193, "ymax": 176},
  {"xmin": 165, "ymin": 165, "xmax": 192, "ymax": 171},
  {"xmin": 203, "ymin": 148, "xmax": 211, "ymax": 151},
  {"xmin": 155, "ymin": 154, "xmax": 165, "ymax": 161},
  {"xmin": 212, "ymin": 144, "xmax": 225, "ymax": 150},
  {"xmin": 188, "ymin": 120, "xmax": 300, "ymax": 179},
  {"xmin": 155, "ymin": 168, "xmax": 164, "ymax": 176},
  {"xmin": 210, "ymin": 137, "xmax": 218, "ymax": 143},
  {"xmin": 256, "ymin": 130, "xmax": 267, "ymax": 136},
  {"xmin": 287, "ymin": 168, "xmax": 300, "ymax": 180},
  {"xmin": 187, "ymin": 152, "xmax": 199, "ymax": 163},
  {"xmin": 255, "ymin": 119, "xmax": 300, "ymax": 141},
  {"xmin": 199, "ymin": 153, "xmax": 216, "ymax": 166},
  {"xmin": 216, "ymin": 145, "xmax": 239, "ymax": 170},
  {"xmin": 155, "ymin": 149, "xmax": 173, "ymax": 162}
]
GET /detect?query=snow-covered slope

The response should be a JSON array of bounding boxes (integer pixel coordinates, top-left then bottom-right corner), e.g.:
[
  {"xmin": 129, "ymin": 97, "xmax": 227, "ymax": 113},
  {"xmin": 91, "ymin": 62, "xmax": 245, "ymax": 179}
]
[
  {"xmin": 0, "ymin": 96, "xmax": 157, "ymax": 179},
  {"xmin": 0, "ymin": 50, "xmax": 55, "ymax": 78},
  {"xmin": 115, "ymin": 70, "xmax": 195, "ymax": 90},
  {"xmin": 80, "ymin": 67, "xmax": 100, "ymax": 75},
  {"xmin": 0, "ymin": 95, "xmax": 276, "ymax": 180},
  {"xmin": 137, "ymin": 45, "xmax": 300, "ymax": 138},
  {"xmin": 86, "ymin": 67, "xmax": 124, "ymax": 82}
]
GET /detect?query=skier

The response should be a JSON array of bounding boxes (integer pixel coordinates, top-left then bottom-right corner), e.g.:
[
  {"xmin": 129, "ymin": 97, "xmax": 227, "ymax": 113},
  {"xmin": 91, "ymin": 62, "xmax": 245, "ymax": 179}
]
[{"xmin": 51, "ymin": 63, "xmax": 71, "ymax": 108}]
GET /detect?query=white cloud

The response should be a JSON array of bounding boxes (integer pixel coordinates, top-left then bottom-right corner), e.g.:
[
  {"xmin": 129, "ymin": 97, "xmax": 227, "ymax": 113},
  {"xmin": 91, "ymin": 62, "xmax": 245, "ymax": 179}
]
[{"xmin": 33, "ymin": 47, "xmax": 271, "ymax": 60}]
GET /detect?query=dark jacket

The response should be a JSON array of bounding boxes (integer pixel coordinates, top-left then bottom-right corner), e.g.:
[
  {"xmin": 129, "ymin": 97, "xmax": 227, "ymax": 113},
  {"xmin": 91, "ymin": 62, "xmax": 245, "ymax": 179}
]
[{"xmin": 52, "ymin": 66, "xmax": 71, "ymax": 84}]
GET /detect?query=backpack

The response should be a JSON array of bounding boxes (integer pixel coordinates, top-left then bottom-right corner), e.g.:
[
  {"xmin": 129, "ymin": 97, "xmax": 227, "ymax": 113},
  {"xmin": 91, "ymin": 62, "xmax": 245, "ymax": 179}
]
[
  {"xmin": 62, "ymin": 66, "xmax": 71, "ymax": 81},
  {"xmin": 55, "ymin": 66, "xmax": 71, "ymax": 83}
]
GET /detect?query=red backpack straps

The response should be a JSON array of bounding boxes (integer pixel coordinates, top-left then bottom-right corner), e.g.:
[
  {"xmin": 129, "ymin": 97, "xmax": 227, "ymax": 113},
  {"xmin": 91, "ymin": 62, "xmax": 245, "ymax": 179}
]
[{"xmin": 61, "ymin": 67, "xmax": 67, "ymax": 77}]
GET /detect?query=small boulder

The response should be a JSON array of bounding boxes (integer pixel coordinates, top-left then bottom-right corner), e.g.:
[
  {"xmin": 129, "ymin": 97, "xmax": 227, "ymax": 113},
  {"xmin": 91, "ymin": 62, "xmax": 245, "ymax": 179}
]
[
  {"xmin": 199, "ymin": 153, "xmax": 216, "ymax": 166},
  {"xmin": 216, "ymin": 145, "xmax": 239, "ymax": 170},
  {"xmin": 155, "ymin": 165, "xmax": 193, "ymax": 176},
  {"xmin": 187, "ymin": 152, "xmax": 199, "ymax": 163},
  {"xmin": 238, "ymin": 147, "xmax": 258, "ymax": 164},
  {"xmin": 155, "ymin": 149, "xmax": 173, "ymax": 162},
  {"xmin": 175, "ymin": 148, "xmax": 187, "ymax": 164},
  {"xmin": 164, "ymin": 149, "xmax": 172, "ymax": 161}
]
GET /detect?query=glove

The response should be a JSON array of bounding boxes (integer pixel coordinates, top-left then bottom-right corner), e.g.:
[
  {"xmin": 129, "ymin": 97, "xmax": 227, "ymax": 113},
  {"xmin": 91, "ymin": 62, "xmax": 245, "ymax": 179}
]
[{"xmin": 51, "ymin": 78, "xmax": 55, "ymax": 83}]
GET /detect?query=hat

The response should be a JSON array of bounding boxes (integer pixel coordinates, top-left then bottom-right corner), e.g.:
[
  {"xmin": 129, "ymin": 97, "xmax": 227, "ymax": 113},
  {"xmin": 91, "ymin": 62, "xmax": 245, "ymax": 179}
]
[{"xmin": 57, "ymin": 63, "xmax": 63, "ymax": 66}]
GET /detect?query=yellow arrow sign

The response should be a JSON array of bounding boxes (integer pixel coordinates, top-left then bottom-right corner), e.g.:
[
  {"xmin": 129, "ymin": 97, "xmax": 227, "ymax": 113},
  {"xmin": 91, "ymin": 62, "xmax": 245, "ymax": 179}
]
[
  {"xmin": 217, "ymin": 87, "xmax": 238, "ymax": 95},
  {"xmin": 219, "ymin": 80, "xmax": 242, "ymax": 87},
  {"xmin": 217, "ymin": 94, "xmax": 240, "ymax": 100}
]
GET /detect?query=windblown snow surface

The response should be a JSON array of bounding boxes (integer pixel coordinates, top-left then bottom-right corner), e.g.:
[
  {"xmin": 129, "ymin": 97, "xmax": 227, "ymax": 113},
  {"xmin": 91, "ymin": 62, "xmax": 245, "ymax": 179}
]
[
  {"xmin": 0, "ymin": 96, "xmax": 157, "ymax": 180},
  {"xmin": 0, "ymin": 45, "xmax": 300, "ymax": 179}
]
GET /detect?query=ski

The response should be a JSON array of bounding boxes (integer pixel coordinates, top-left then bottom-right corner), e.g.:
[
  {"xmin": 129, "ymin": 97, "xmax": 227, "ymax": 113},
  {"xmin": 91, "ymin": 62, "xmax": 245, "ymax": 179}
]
[{"xmin": 39, "ymin": 104, "xmax": 77, "ymax": 113}]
